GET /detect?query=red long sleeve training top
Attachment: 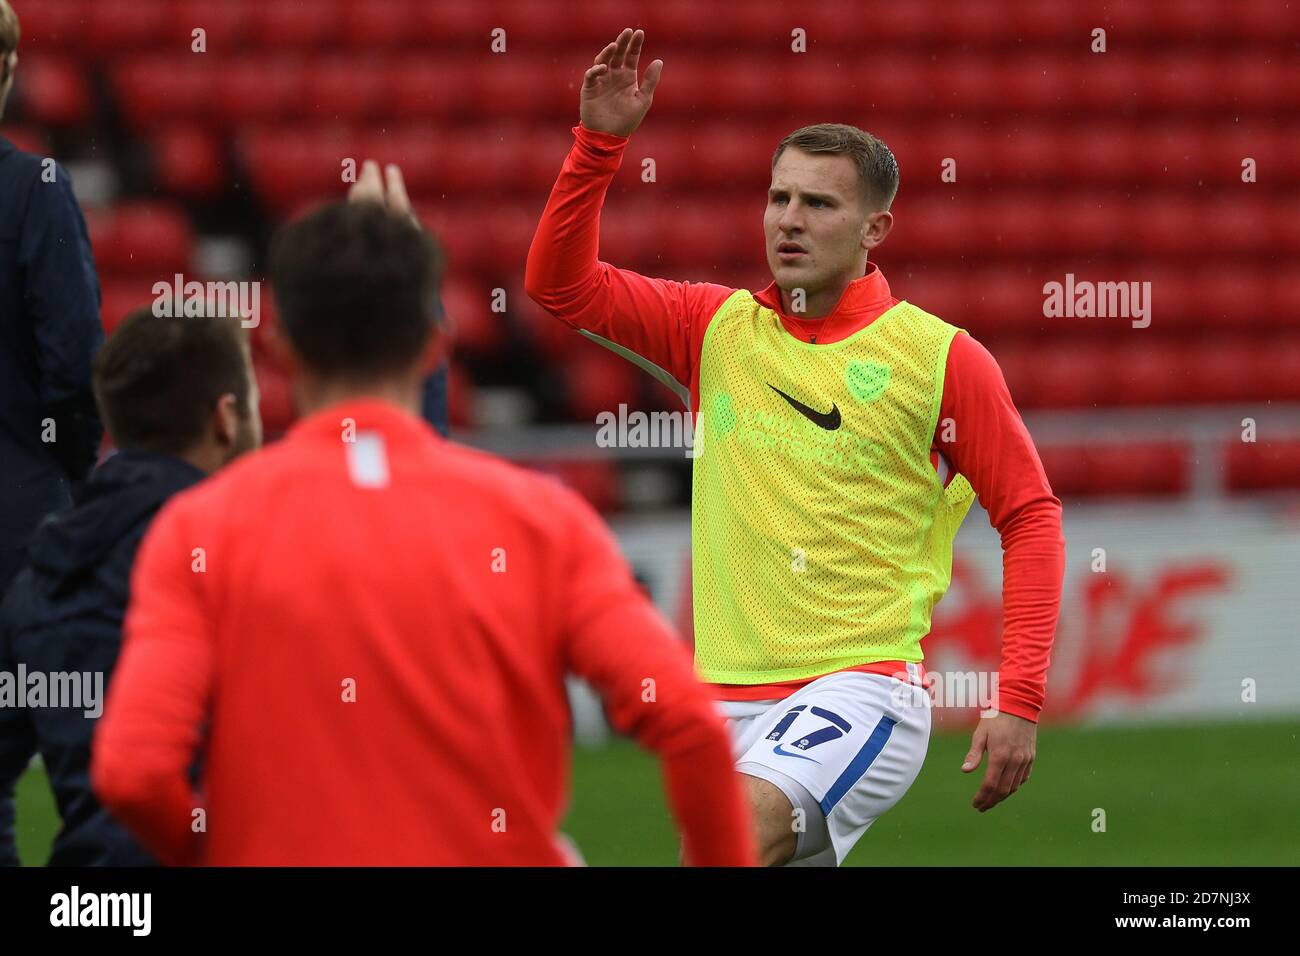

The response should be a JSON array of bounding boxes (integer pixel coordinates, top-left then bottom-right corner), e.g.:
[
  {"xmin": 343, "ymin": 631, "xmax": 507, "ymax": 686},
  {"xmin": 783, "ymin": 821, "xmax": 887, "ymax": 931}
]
[
  {"xmin": 92, "ymin": 399, "xmax": 757, "ymax": 866},
  {"xmin": 525, "ymin": 125, "xmax": 1066, "ymax": 722}
]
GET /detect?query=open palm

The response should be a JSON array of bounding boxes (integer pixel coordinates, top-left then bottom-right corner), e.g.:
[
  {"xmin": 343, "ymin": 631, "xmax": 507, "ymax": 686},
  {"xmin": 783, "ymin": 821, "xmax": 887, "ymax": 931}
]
[{"xmin": 580, "ymin": 28, "xmax": 663, "ymax": 137}]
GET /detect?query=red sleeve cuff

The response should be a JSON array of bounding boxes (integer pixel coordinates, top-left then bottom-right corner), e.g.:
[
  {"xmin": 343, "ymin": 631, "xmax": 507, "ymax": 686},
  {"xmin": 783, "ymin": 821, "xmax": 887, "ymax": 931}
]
[
  {"xmin": 573, "ymin": 124, "xmax": 630, "ymax": 154},
  {"xmin": 993, "ymin": 693, "xmax": 1041, "ymax": 723}
]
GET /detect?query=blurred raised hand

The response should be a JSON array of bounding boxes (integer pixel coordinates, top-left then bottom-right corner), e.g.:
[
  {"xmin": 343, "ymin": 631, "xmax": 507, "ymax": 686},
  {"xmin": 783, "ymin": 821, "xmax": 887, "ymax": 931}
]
[{"xmin": 348, "ymin": 159, "xmax": 416, "ymax": 225}]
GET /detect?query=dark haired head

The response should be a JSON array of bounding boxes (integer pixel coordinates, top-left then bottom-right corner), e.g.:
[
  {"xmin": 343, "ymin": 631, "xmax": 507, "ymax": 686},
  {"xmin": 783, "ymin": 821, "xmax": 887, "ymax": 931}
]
[
  {"xmin": 92, "ymin": 307, "xmax": 258, "ymax": 458},
  {"xmin": 270, "ymin": 201, "xmax": 444, "ymax": 382}
]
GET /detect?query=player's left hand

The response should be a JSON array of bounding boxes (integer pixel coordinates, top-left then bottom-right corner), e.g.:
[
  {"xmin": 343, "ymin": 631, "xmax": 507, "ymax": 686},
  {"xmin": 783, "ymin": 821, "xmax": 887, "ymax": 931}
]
[
  {"xmin": 347, "ymin": 159, "xmax": 417, "ymax": 225},
  {"xmin": 961, "ymin": 712, "xmax": 1036, "ymax": 812}
]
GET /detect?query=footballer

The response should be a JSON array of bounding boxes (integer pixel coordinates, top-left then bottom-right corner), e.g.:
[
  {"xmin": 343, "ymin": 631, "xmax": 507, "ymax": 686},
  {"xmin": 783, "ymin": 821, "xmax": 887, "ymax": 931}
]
[{"xmin": 527, "ymin": 28, "xmax": 1066, "ymax": 866}]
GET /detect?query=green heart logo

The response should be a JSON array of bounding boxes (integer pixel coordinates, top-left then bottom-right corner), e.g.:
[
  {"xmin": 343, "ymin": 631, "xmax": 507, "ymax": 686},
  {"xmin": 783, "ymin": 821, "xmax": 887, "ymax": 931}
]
[
  {"xmin": 845, "ymin": 361, "xmax": 890, "ymax": 402},
  {"xmin": 710, "ymin": 392, "xmax": 737, "ymax": 436}
]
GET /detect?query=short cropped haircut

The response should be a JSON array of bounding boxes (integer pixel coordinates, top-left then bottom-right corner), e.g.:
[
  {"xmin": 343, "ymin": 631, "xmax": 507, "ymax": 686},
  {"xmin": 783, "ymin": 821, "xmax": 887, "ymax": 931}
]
[
  {"xmin": 270, "ymin": 201, "xmax": 444, "ymax": 381},
  {"xmin": 92, "ymin": 307, "xmax": 254, "ymax": 455},
  {"xmin": 772, "ymin": 123, "xmax": 900, "ymax": 211}
]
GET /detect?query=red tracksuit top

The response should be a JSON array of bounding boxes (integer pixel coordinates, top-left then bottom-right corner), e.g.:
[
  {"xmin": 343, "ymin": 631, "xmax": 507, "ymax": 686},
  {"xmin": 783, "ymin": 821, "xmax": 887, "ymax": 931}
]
[
  {"xmin": 525, "ymin": 124, "xmax": 1066, "ymax": 722},
  {"xmin": 92, "ymin": 399, "xmax": 757, "ymax": 866}
]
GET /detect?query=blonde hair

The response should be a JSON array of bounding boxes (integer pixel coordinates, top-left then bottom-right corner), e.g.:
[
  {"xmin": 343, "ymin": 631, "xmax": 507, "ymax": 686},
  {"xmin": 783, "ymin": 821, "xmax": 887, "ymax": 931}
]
[{"xmin": 0, "ymin": 1, "xmax": 18, "ymax": 57}]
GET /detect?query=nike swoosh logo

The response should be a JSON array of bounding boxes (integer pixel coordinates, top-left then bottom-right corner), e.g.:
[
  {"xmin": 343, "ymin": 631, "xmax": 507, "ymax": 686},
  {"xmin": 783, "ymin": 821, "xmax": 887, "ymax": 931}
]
[
  {"xmin": 772, "ymin": 744, "xmax": 822, "ymax": 764},
  {"xmin": 768, "ymin": 384, "xmax": 841, "ymax": 430}
]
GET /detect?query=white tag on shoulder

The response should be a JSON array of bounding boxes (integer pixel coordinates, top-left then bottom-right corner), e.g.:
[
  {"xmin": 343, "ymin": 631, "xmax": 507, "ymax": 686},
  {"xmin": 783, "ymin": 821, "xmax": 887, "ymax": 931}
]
[{"xmin": 347, "ymin": 432, "xmax": 390, "ymax": 488}]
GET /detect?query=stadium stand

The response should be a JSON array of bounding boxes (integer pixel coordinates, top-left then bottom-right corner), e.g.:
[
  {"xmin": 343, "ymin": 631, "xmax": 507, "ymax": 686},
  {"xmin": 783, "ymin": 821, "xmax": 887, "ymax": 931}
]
[{"xmin": 6, "ymin": 0, "xmax": 1298, "ymax": 507}]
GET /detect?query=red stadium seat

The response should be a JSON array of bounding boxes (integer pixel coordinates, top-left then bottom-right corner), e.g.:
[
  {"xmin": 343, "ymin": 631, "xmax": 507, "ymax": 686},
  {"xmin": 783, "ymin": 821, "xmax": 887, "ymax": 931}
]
[
  {"xmin": 151, "ymin": 127, "xmax": 225, "ymax": 199},
  {"xmin": 1257, "ymin": 337, "xmax": 1300, "ymax": 402},
  {"xmin": 99, "ymin": 279, "xmax": 165, "ymax": 335},
  {"xmin": 513, "ymin": 288, "xmax": 584, "ymax": 362},
  {"xmin": 1183, "ymin": 340, "xmax": 1266, "ymax": 404},
  {"xmin": 247, "ymin": 0, "xmax": 342, "ymax": 49},
  {"xmin": 441, "ymin": 277, "xmax": 506, "ymax": 359},
  {"xmin": 113, "ymin": 56, "xmax": 218, "ymax": 131},
  {"xmin": 1269, "ymin": 273, "xmax": 1300, "ymax": 327},
  {"xmin": 1226, "ymin": 438, "xmax": 1300, "ymax": 494},
  {"xmin": 83, "ymin": 0, "xmax": 172, "ymax": 57},
  {"xmin": 1273, "ymin": 195, "xmax": 1300, "ymax": 253},
  {"xmin": 417, "ymin": 202, "xmax": 493, "ymax": 271},
  {"xmin": 1038, "ymin": 442, "xmax": 1190, "ymax": 498},
  {"xmin": 955, "ymin": 266, "xmax": 1051, "ymax": 336},
  {"xmin": 339, "ymin": 0, "xmax": 412, "ymax": 50},
  {"xmin": 411, "ymin": 1, "xmax": 498, "ymax": 48},
  {"xmin": 1109, "ymin": 341, "xmax": 1190, "ymax": 407},
  {"xmin": 1228, "ymin": 0, "xmax": 1300, "ymax": 40},
  {"xmin": 86, "ymin": 203, "xmax": 196, "ymax": 275},
  {"xmin": 478, "ymin": 57, "xmax": 575, "ymax": 117},
  {"xmin": 563, "ymin": 345, "xmax": 642, "ymax": 421},
  {"xmin": 12, "ymin": 56, "xmax": 90, "ymax": 126},
  {"xmin": 304, "ymin": 59, "xmax": 388, "ymax": 123},
  {"xmin": 1029, "ymin": 342, "xmax": 1116, "ymax": 408},
  {"xmin": 1084, "ymin": 442, "xmax": 1191, "ymax": 497},
  {"xmin": 517, "ymin": 127, "xmax": 588, "ymax": 194},
  {"xmin": 1193, "ymin": 267, "xmax": 1270, "ymax": 332},
  {"xmin": 1131, "ymin": 198, "xmax": 1200, "ymax": 257},
  {"xmin": 1036, "ymin": 444, "xmax": 1091, "ymax": 497},
  {"xmin": 173, "ymin": 0, "xmax": 254, "ymax": 51},
  {"xmin": 216, "ymin": 57, "xmax": 307, "ymax": 124},
  {"xmin": 385, "ymin": 57, "xmax": 477, "ymax": 120}
]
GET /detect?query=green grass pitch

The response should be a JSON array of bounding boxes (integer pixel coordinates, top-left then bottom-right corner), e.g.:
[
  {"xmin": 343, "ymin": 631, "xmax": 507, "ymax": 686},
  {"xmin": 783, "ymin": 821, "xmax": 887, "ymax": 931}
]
[{"xmin": 14, "ymin": 718, "xmax": 1298, "ymax": 866}]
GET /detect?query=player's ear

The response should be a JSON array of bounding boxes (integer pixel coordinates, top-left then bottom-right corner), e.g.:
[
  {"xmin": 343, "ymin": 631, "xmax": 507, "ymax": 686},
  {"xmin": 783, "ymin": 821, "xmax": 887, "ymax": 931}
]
[
  {"xmin": 861, "ymin": 209, "xmax": 894, "ymax": 251},
  {"xmin": 212, "ymin": 393, "xmax": 240, "ymax": 450}
]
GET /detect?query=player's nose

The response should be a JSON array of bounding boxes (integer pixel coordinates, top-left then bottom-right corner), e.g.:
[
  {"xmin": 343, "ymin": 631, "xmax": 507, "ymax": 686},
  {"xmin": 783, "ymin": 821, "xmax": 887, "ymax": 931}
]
[{"xmin": 777, "ymin": 204, "xmax": 804, "ymax": 234}]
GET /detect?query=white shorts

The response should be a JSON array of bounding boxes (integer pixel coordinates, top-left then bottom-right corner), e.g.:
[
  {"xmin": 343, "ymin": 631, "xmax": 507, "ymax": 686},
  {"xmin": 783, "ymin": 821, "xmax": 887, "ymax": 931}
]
[{"xmin": 717, "ymin": 667, "xmax": 931, "ymax": 867}]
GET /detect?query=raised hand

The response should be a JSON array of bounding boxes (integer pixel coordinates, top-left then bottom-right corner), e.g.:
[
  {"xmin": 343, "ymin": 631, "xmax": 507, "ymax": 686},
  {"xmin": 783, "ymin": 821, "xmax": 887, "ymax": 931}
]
[
  {"xmin": 348, "ymin": 159, "xmax": 417, "ymax": 226},
  {"xmin": 580, "ymin": 28, "xmax": 663, "ymax": 138}
]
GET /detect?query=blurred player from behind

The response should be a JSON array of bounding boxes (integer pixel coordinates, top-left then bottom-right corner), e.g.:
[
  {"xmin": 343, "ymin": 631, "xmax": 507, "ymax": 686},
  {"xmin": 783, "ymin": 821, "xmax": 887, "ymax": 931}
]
[
  {"xmin": 527, "ymin": 29, "xmax": 1065, "ymax": 866},
  {"xmin": 92, "ymin": 163, "xmax": 757, "ymax": 867},
  {"xmin": 0, "ymin": 307, "xmax": 261, "ymax": 866}
]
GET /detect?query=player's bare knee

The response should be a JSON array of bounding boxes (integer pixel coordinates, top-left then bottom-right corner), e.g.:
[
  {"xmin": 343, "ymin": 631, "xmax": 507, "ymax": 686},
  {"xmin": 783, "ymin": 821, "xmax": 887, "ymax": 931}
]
[{"xmin": 742, "ymin": 774, "xmax": 798, "ymax": 867}]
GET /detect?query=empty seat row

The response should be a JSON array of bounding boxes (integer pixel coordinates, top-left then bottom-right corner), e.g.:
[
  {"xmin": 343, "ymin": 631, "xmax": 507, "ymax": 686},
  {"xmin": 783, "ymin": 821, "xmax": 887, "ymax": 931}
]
[
  {"xmin": 336, "ymin": 194, "xmax": 1295, "ymax": 268},
  {"xmin": 225, "ymin": 121, "xmax": 1300, "ymax": 205},
  {"xmin": 19, "ymin": 0, "xmax": 1300, "ymax": 55},
  {"xmin": 96, "ymin": 52, "xmax": 1298, "ymax": 132}
]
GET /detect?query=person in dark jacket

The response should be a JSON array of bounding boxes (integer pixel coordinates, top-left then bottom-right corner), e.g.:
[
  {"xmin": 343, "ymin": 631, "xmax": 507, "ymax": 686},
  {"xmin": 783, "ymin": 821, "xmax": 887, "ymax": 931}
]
[
  {"xmin": 0, "ymin": 0, "xmax": 105, "ymax": 594},
  {"xmin": 0, "ymin": 306, "xmax": 261, "ymax": 865}
]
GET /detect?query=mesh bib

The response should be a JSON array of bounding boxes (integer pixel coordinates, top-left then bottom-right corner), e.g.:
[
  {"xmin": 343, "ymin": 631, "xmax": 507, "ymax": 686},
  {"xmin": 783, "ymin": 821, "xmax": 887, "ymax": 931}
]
[{"xmin": 692, "ymin": 291, "xmax": 975, "ymax": 683}]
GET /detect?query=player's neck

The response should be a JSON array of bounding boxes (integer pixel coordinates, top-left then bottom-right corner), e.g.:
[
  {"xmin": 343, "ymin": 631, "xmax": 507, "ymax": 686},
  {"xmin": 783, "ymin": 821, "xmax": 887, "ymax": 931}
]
[
  {"xmin": 293, "ymin": 371, "xmax": 424, "ymax": 419},
  {"xmin": 780, "ymin": 278, "xmax": 853, "ymax": 320}
]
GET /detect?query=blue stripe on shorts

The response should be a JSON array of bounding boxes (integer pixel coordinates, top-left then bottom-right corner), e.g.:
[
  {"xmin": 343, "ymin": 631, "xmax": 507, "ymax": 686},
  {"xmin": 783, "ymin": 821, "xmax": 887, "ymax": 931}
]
[{"xmin": 819, "ymin": 715, "xmax": 898, "ymax": 815}]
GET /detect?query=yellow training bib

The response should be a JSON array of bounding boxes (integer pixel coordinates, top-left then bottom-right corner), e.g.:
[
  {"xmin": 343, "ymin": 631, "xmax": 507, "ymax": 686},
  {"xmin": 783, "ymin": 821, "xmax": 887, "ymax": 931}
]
[{"xmin": 692, "ymin": 291, "xmax": 975, "ymax": 684}]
